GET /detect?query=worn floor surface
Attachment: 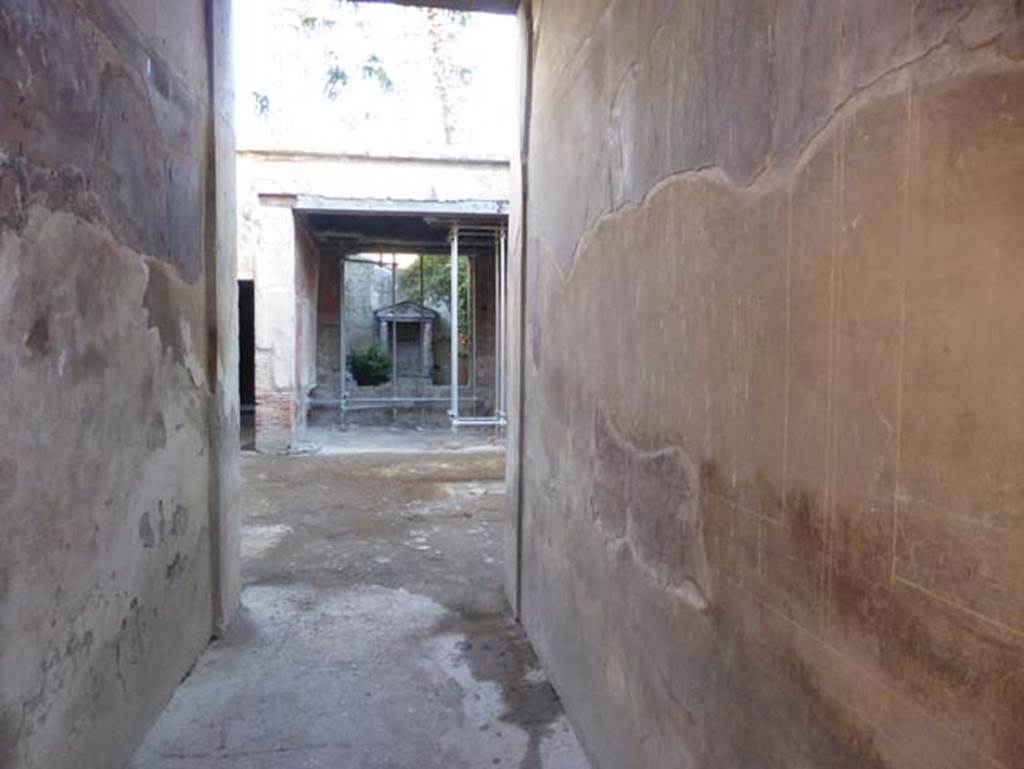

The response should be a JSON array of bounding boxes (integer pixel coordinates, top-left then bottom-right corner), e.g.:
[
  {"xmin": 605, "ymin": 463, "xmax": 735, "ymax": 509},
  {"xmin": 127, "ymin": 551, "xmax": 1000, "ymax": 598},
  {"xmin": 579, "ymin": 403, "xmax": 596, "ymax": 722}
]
[
  {"xmin": 129, "ymin": 448, "xmax": 589, "ymax": 769},
  {"xmin": 307, "ymin": 424, "xmax": 506, "ymax": 455}
]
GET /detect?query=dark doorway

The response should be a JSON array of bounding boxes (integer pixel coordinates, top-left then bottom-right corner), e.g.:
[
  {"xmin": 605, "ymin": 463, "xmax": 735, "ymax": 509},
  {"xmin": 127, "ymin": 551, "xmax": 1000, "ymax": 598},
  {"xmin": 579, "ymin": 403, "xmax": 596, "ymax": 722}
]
[{"xmin": 238, "ymin": 280, "xmax": 255, "ymax": 448}]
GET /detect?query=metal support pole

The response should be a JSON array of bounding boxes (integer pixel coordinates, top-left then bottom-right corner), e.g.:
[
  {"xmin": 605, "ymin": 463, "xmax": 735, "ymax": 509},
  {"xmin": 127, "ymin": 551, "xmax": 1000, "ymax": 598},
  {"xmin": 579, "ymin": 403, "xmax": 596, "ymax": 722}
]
[
  {"xmin": 469, "ymin": 254, "xmax": 477, "ymax": 416},
  {"xmin": 494, "ymin": 233, "xmax": 501, "ymax": 418},
  {"xmin": 449, "ymin": 225, "xmax": 460, "ymax": 427},
  {"xmin": 499, "ymin": 228, "xmax": 507, "ymax": 419},
  {"xmin": 452, "ymin": 416, "xmax": 508, "ymax": 428},
  {"xmin": 338, "ymin": 255, "xmax": 347, "ymax": 428},
  {"xmin": 391, "ymin": 255, "xmax": 397, "ymax": 423}
]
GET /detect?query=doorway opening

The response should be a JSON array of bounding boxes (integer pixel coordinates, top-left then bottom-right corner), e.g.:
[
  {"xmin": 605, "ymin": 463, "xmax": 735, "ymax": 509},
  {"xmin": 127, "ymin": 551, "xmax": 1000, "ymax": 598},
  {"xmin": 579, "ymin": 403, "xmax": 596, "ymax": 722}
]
[
  {"xmin": 238, "ymin": 279, "xmax": 256, "ymax": 450},
  {"xmin": 291, "ymin": 202, "xmax": 508, "ymax": 441}
]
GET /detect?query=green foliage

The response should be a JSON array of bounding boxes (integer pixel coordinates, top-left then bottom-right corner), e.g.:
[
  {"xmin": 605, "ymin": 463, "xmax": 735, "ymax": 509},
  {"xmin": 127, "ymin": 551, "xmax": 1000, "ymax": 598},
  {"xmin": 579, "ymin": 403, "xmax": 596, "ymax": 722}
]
[
  {"xmin": 324, "ymin": 54, "xmax": 395, "ymax": 100},
  {"xmin": 252, "ymin": 91, "xmax": 270, "ymax": 116},
  {"xmin": 399, "ymin": 255, "xmax": 469, "ymax": 315},
  {"xmin": 349, "ymin": 344, "xmax": 392, "ymax": 386},
  {"xmin": 398, "ymin": 255, "xmax": 471, "ymax": 354},
  {"xmin": 324, "ymin": 66, "xmax": 349, "ymax": 99},
  {"xmin": 298, "ymin": 4, "xmax": 475, "ymax": 139},
  {"xmin": 299, "ymin": 14, "xmax": 335, "ymax": 32},
  {"xmin": 361, "ymin": 55, "xmax": 394, "ymax": 92}
]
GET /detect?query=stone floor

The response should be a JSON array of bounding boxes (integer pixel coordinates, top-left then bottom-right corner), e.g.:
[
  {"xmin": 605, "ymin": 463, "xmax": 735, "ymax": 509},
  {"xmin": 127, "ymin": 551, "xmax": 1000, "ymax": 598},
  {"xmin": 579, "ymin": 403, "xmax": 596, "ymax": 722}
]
[
  {"xmin": 307, "ymin": 424, "xmax": 506, "ymax": 455},
  {"xmin": 129, "ymin": 446, "xmax": 589, "ymax": 769}
]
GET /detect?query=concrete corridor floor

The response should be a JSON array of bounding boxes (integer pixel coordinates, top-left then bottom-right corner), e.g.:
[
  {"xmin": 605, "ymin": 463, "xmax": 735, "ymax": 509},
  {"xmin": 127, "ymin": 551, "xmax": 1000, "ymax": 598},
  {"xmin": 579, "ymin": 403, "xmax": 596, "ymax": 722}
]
[{"xmin": 129, "ymin": 447, "xmax": 589, "ymax": 769}]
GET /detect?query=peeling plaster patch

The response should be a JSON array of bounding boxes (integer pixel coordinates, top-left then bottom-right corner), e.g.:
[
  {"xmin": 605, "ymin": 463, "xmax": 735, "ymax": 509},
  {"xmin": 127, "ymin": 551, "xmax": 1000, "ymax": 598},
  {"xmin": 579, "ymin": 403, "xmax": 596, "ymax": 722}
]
[
  {"xmin": 71, "ymin": 344, "xmax": 109, "ymax": 384},
  {"xmin": 140, "ymin": 264, "xmax": 188, "ymax": 368},
  {"xmin": 139, "ymin": 513, "xmax": 156, "ymax": 549},
  {"xmin": 116, "ymin": 597, "xmax": 147, "ymax": 684},
  {"xmin": 24, "ymin": 314, "xmax": 49, "ymax": 356},
  {"xmin": 165, "ymin": 553, "xmax": 187, "ymax": 582},
  {"xmin": 0, "ymin": 155, "xmax": 104, "ymax": 237},
  {"xmin": 146, "ymin": 412, "xmax": 167, "ymax": 450},
  {"xmin": 157, "ymin": 502, "xmax": 167, "ymax": 544},
  {"xmin": 171, "ymin": 504, "xmax": 188, "ymax": 537},
  {"xmin": 591, "ymin": 409, "xmax": 710, "ymax": 612}
]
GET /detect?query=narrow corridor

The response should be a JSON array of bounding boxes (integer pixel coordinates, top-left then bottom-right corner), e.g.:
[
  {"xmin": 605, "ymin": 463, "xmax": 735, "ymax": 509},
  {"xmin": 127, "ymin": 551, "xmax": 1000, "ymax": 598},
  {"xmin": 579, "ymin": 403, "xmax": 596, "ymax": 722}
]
[{"xmin": 129, "ymin": 440, "xmax": 588, "ymax": 769}]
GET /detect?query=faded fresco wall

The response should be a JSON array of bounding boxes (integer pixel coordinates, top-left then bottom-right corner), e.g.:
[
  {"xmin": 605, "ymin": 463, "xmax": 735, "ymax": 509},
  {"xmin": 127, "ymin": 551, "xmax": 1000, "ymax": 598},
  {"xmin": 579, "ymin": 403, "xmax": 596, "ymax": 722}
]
[
  {"xmin": 315, "ymin": 256, "xmax": 343, "ymax": 402},
  {"xmin": 344, "ymin": 261, "xmax": 395, "ymax": 360},
  {"xmin": 0, "ymin": 1, "xmax": 237, "ymax": 768},
  {"xmin": 516, "ymin": 1, "xmax": 1024, "ymax": 768},
  {"xmin": 471, "ymin": 250, "xmax": 498, "ymax": 414}
]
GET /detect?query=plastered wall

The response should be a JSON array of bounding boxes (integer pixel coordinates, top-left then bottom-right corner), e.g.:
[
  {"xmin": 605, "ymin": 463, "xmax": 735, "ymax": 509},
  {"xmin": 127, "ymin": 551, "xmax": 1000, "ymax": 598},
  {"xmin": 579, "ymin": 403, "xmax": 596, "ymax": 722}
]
[
  {"xmin": 0, "ymin": 1, "xmax": 237, "ymax": 767},
  {"xmin": 253, "ymin": 206, "xmax": 302, "ymax": 452},
  {"xmin": 514, "ymin": 1, "xmax": 1024, "ymax": 767}
]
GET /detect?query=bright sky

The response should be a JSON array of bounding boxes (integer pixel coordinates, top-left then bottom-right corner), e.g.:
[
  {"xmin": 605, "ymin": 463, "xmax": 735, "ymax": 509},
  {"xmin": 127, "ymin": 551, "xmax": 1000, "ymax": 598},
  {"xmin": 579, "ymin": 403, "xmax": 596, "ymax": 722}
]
[
  {"xmin": 356, "ymin": 252, "xmax": 420, "ymax": 269},
  {"xmin": 234, "ymin": 1, "xmax": 517, "ymax": 159}
]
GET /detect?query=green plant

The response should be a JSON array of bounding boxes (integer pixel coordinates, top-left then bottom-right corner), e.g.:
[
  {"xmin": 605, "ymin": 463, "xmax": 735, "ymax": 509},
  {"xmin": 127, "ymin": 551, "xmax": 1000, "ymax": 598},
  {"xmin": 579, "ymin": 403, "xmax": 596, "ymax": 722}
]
[
  {"xmin": 349, "ymin": 344, "xmax": 392, "ymax": 386},
  {"xmin": 398, "ymin": 254, "xmax": 471, "ymax": 354},
  {"xmin": 399, "ymin": 254, "xmax": 468, "ymax": 310}
]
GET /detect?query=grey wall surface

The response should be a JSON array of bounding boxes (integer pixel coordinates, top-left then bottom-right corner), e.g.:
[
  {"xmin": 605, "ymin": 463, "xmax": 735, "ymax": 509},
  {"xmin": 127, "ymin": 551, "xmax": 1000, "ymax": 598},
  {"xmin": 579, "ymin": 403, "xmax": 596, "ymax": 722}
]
[
  {"xmin": 344, "ymin": 262, "xmax": 396, "ymax": 358},
  {"xmin": 512, "ymin": 1, "xmax": 1024, "ymax": 768},
  {"xmin": 0, "ymin": 1, "xmax": 237, "ymax": 767}
]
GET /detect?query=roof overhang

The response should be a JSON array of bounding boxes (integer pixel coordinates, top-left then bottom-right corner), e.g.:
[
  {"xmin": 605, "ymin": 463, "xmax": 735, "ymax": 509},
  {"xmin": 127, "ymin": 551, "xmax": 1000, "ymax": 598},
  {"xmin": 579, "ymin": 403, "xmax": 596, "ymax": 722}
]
[{"xmin": 282, "ymin": 196, "xmax": 508, "ymax": 257}]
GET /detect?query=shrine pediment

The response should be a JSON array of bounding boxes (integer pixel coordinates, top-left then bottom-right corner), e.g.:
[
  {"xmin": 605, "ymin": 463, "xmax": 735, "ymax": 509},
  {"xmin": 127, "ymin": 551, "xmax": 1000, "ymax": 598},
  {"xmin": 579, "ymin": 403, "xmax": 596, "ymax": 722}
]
[{"xmin": 374, "ymin": 301, "xmax": 440, "ymax": 322}]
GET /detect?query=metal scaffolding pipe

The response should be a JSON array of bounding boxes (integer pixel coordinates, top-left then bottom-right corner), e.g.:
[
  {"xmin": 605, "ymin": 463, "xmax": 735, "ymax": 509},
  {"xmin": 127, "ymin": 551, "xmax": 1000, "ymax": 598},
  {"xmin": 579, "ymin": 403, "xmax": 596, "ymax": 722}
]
[
  {"xmin": 452, "ymin": 417, "xmax": 508, "ymax": 428},
  {"xmin": 494, "ymin": 234, "xmax": 500, "ymax": 419},
  {"xmin": 499, "ymin": 228, "xmax": 507, "ymax": 418},
  {"xmin": 343, "ymin": 257, "xmax": 387, "ymax": 266},
  {"xmin": 449, "ymin": 224, "xmax": 460, "ymax": 425},
  {"xmin": 343, "ymin": 396, "xmax": 481, "ymax": 405},
  {"xmin": 338, "ymin": 255, "xmax": 347, "ymax": 426},
  {"xmin": 390, "ymin": 255, "xmax": 398, "ymax": 422},
  {"xmin": 469, "ymin": 253, "xmax": 477, "ymax": 415}
]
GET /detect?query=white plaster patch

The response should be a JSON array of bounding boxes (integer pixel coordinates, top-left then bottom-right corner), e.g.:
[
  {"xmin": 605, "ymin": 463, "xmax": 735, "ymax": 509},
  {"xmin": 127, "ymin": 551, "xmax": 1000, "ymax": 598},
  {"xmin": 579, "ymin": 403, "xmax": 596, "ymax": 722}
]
[
  {"xmin": 523, "ymin": 667, "xmax": 548, "ymax": 685},
  {"xmin": 440, "ymin": 481, "xmax": 505, "ymax": 499},
  {"xmin": 241, "ymin": 523, "xmax": 292, "ymax": 559}
]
